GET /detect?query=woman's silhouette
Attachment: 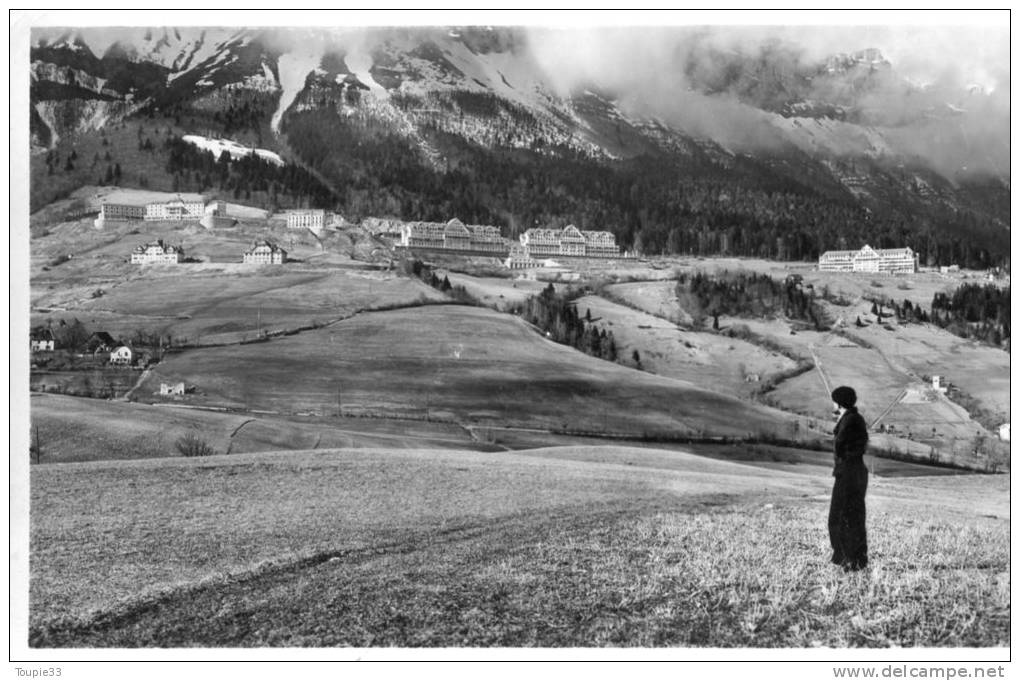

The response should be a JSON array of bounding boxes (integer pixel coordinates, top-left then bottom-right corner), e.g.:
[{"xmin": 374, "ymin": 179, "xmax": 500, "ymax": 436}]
[{"xmin": 828, "ymin": 385, "xmax": 869, "ymax": 571}]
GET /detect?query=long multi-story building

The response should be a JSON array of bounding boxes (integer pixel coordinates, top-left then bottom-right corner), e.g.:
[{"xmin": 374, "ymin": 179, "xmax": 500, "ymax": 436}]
[
  {"xmin": 131, "ymin": 240, "xmax": 184, "ymax": 264},
  {"xmin": 98, "ymin": 202, "xmax": 146, "ymax": 222},
  {"xmin": 96, "ymin": 193, "xmax": 222, "ymax": 227},
  {"xmin": 467, "ymin": 224, "xmax": 505, "ymax": 253},
  {"xmin": 520, "ymin": 225, "xmax": 620, "ymax": 258},
  {"xmin": 399, "ymin": 219, "xmax": 510, "ymax": 252},
  {"xmin": 519, "ymin": 228, "xmax": 561, "ymax": 257},
  {"xmin": 583, "ymin": 230, "xmax": 620, "ymax": 257},
  {"xmin": 286, "ymin": 209, "xmax": 337, "ymax": 231},
  {"xmin": 400, "ymin": 221, "xmax": 447, "ymax": 248},
  {"xmin": 144, "ymin": 195, "xmax": 206, "ymax": 221},
  {"xmin": 818, "ymin": 245, "xmax": 918, "ymax": 274},
  {"xmin": 443, "ymin": 218, "xmax": 472, "ymax": 250},
  {"xmin": 242, "ymin": 240, "xmax": 287, "ymax": 264}
]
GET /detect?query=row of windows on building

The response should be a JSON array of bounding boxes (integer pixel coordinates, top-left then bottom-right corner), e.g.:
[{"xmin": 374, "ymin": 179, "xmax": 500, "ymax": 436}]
[
  {"xmin": 130, "ymin": 240, "xmax": 287, "ymax": 265},
  {"xmin": 817, "ymin": 245, "xmax": 918, "ymax": 274},
  {"xmin": 398, "ymin": 220, "xmax": 621, "ymax": 263},
  {"xmin": 97, "ymin": 194, "xmax": 227, "ymax": 225}
]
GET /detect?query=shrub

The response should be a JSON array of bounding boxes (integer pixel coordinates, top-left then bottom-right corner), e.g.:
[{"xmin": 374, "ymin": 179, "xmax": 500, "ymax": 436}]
[{"xmin": 175, "ymin": 432, "xmax": 216, "ymax": 457}]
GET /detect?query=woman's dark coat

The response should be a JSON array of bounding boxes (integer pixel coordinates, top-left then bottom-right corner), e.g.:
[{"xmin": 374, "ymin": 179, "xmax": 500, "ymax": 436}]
[{"xmin": 828, "ymin": 407, "xmax": 869, "ymax": 570}]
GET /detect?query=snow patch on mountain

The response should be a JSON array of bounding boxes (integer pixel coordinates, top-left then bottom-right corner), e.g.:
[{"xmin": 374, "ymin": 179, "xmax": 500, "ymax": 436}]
[
  {"xmin": 273, "ymin": 46, "xmax": 324, "ymax": 133},
  {"xmin": 182, "ymin": 134, "xmax": 284, "ymax": 166},
  {"xmin": 344, "ymin": 49, "xmax": 388, "ymax": 99}
]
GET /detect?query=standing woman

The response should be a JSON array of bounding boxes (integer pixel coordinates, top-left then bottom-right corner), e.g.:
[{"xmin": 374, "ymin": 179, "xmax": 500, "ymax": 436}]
[{"xmin": 829, "ymin": 386, "xmax": 869, "ymax": 571}]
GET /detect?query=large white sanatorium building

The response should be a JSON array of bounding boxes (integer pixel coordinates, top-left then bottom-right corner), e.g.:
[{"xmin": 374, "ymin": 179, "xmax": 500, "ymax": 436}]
[
  {"xmin": 520, "ymin": 225, "xmax": 620, "ymax": 258},
  {"xmin": 97, "ymin": 194, "xmax": 226, "ymax": 226},
  {"xmin": 399, "ymin": 218, "xmax": 509, "ymax": 253},
  {"xmin": 817, "ymin": 245, "xmax": 918, "ymax": 273},
  {"xmin": 287, "ymin": 209, "xmax": 334, "ymax": 231}
]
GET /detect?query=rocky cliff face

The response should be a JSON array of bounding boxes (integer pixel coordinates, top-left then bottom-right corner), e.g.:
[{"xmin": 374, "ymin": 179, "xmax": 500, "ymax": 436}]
[{"xmin": 27, "ymin": 26, "xmax": 1009, "ymax": 263}]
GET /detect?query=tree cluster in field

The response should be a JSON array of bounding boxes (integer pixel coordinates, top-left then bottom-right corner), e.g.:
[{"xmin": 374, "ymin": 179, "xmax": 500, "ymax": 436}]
[
  {"xmin": 674, "ymin": 270, "xmax": 830, "ymax": 331},
  {"xmin": 278, "ymin": 107, "xmax": 1007, "ymax": 269},
  {"xmin": 162, "ymin": 136, "xmax": 333, "ymax": 209},
  {"xmin": 175, "ymin": 432, "xmax": 217, "ymax": 457},
  {"xmin": 34, "ymin": 318, "xmax": 172, "ymax": 355},
  {"xmin": 406, "ymin": 259, "xmax": 484, "ymax": 307},
  {"xmin": 923, "ymin": 284, "xmax": 1009, "ymax": 347},
  {"xmin": 509, "ymin": 283, "xmax": 620, "ymax": 364},
  {"xmin": 864, "ymin": 283, "xmax": 1009, "ymax": 348}
]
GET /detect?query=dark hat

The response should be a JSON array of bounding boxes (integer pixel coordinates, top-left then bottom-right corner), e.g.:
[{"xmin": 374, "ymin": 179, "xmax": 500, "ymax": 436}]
[{"xmin": 831, "ymin": 386, "xmax": 857, "ymax": 409}]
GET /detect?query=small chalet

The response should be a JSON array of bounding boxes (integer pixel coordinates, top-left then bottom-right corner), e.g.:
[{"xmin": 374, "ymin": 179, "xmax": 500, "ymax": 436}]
[
  {"xmin": 109, "ymin": 346, "xmax": 133, "ymax": 365},
  {"xmin": 160, "ymin": 382, "xmax": 186, "ymax": 396},
  {"xmin": 30, "ymin": 327, "xmax": 56, "ymax": 352}
]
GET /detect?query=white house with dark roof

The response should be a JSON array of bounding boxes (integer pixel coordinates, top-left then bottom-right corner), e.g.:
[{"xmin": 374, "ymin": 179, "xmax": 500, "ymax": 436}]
[
  {"xmin": 30, "ymin": 327, "xmax": 56, "ymax": 352},
  {"xmin": 131, "ymin": 240, "xmax": 184, "ymax": 264},
  {"xmin": 109, "ymin": 346, "xmax": 133, "ymax": 365},
  {"xmin": 243, "ymin": 240, "xmax": 287, "ymax": 264}
]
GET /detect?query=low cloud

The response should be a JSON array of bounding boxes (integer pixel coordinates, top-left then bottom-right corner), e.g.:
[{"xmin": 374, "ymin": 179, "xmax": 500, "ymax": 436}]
[{"xmin": 526, "ymin": 24, "xmax": 1009, "ymax": 176}]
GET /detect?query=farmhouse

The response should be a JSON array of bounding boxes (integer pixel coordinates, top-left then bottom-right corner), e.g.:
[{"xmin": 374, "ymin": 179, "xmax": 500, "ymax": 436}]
[
  {"xmin": 818, "ymin": 245, "xmax": 918, "ymax": 273},
  {"xmin": 131, "ymin": 240, "xmax": 185, "ymax": 264},
  {"xmin": 160, "ymin": 382, "xmax": 186, "ymax": 397},
  {"xmin": 243, "ymin": 240, "xmax": 287, "ymax": 264},
  {"xmin": 109, "ymin": 346, "xmax": 133, "ymax": 365},
  {"xmin": 30, "ymin": 327, "xmax": 56, "ymax": 352}
]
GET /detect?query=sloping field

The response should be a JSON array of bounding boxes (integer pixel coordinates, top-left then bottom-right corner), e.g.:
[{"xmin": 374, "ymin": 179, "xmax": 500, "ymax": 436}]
[
  {"xmin": 28, "ymin": 394, "xmax": 482, "ymax": 463},
  {"xmin": 28, "ymin": 446, "xmax": 1008, "ymax": 647},
  {"xmin": 604, "ymin": 280, "xmax": 684, "ymax": 323},
  {"xmin": 33, "ymin": 251, "xmax": 445, "ymax": 344},
  {"xmin": 140, "ymin": 305, "xmax": 798, "ymax": 438},
  {"xmin": 443, "ymin": 272, "xmax": 550, "ymax": 309},
  {"xmin": 574, "ymin": 294, "xmax": 796, "ymax": 399},
  {"xmin": 846, "ymin": 318, "xmax": 1010, "ymax": 418}
]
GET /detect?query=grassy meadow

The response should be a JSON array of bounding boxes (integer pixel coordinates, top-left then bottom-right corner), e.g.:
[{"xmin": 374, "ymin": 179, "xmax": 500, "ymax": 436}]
[
  {"xmin": 28, "ymin": 393, "xmax": 487, "ymax": 463},
  {"xmin": 30, "ymin": 213, "xmax": 442, "ymax": 344},
  {"xmin": 138, "ymin": 305, "xmax": 804, "ymax": 439},
  {"xmin": 29, "ymin": 445, "xmax": 1008, "ymax": 647},
  {"xmin": 574, "ymin": 293, "xmax": 796, "ymax": 399}
]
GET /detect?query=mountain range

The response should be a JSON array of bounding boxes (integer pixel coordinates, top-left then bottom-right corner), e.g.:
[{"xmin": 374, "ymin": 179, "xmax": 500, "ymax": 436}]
[{"xmin": 29, "ymin": 26, "xmax": 1010, "ymax": 267}]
